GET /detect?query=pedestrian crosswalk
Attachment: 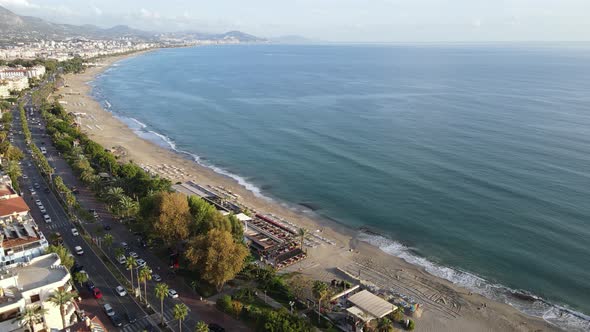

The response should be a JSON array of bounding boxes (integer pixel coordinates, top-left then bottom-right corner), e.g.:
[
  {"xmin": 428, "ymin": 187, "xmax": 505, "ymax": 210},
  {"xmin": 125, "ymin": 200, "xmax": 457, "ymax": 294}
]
[{"xmin": 119, "ymin": 315, "xmax": 160, "ymax": 332}]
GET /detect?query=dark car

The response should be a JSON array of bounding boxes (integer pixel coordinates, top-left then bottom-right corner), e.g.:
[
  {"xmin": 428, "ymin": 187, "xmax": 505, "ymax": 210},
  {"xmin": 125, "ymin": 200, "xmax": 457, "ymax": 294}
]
[
  {"xmin": 71, "ymin": 263, "xmax": 84, "ymax": 274},
  {"xmin": 44, "ymin": 187, "xmax": 50, "ymax": 193},
  {"xmin": 124, "ymin": 312, "xmax": 137, "ymax": 324},
  {"xmin": 109, "ymin": 314, "xmax": 123, "ymax": 327},
  {"xmin": 208, "ymin": 323, "xmax": 225, "ymax": 332},
  {"xmin": 144, "ymin": 324, "xmax": 157, "ymax": 332},
  {"xmin": 86, "ymin": 281, "xmax": 95, "ymax": 291},
  {"xmin": 104, "ymin": 224, "xmax": 112, "ymax": 230}
]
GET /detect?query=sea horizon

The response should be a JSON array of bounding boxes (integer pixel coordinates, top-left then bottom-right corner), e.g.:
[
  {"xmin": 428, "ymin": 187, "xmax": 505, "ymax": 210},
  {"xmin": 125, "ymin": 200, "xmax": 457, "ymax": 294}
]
[{"xmin": 90, "ymin": 44, "xmax": 590, "ymax": 331}]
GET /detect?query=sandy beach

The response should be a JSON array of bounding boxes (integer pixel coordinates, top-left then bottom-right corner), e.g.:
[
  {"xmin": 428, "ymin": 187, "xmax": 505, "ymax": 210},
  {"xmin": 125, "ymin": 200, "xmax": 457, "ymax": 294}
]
[{"xmin": 56, "ymin": 51, "xmax": 559, "ymax": 332}]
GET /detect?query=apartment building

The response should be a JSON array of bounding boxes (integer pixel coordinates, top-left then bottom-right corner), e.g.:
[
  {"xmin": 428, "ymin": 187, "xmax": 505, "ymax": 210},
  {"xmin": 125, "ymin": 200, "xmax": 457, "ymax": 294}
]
[{"xmin": 0, "ymin": 253, "xmax": 75, "ymax": 331}]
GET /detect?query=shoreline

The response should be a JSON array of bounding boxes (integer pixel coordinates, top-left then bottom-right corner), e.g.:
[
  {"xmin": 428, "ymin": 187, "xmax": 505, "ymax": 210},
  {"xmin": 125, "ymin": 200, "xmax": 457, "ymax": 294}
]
[{"xmin": 57, "ymin": 49, "xmax": 564, "ymax": 332}]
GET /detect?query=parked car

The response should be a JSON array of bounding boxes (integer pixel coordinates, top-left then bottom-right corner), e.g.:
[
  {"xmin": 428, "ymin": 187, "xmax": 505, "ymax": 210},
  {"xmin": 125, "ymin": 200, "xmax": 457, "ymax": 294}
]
[
  {"xmin": 71, "ymin": 228, "xmax": 79, "ymax": 236},
  {"xmin": 110, "ymin": 314, "xmax": 123, "ymax": 327},
  {"xmin": 129, "ymin": 252, "xmax": 138, "ymax": 259},
  {"xmin": 117, "ymin": 255, "xmax": 126, "ymax": 265},
  {"xmin": 35, "ymin": 199, "xmax": 42, "ymax": 206},
  {"xmin": 167, "ymin": 289, "xmax": 178, "ymax": 298},
  {"xmin": 103, "ymin": 224, "xmax": 111, "ymax": 230},
  {"xmin": 208, "ymin": 323, "xmax": 226, "ymax": 332},
  {"xmin": 39, "ymin": 206, "xmax": 46, "ymax": 213},
  {"xmin": 43, "ymin": 214, "xmax": 52, "ymax": 223},
  {"xmin": 125, "ymin": 312, "xmax": 137, "ymax": 324},
  {"xmin": 152, "ymin": 274, "xmax": 162, "ymax": 282},
  {"xmin": 121, "ymin": 242, "xmax": 129, "ymax": 250},
  {"xmin": 86, "ymin": 281, "xmax": 95, "ymax": 291},
  {"xmin": 115, "ymin": 285, "xmax": 127, "ymax": 297},
  {"xmin": 74, "ymin": 246, "xmax": 84, "ymax": 255},
  {"xmin": 92, "ymin": 288, "xmax": 103, "ymax": 299},
  {"xmin": 136, "ymin": 259, "xmax": 146, "ymax": 268},
  {"xmin": 33, "ymin": 183, "xmax": 40, "ymax": 189},
  {"xmin": 103, "ymin": 303, "xmax": 115, "ymax": 317}
]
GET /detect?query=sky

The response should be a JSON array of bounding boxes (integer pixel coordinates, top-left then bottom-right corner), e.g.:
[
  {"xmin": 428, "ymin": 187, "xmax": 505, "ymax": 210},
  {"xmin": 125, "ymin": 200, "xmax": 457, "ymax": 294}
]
[{"xmin": 1, "ymin": 0, "xmax": 589, "ymax": 42}]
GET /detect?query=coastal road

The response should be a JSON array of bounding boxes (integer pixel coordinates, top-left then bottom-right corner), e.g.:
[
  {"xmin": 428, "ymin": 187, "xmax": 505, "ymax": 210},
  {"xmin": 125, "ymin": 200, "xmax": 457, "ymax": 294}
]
[
  {"xmin": 13, "ymin": 96, "xmax": 159, "ymax": 332},
  {"xmin": 21, "ymin": 88, "xmax": 250, "ymax": 331}
]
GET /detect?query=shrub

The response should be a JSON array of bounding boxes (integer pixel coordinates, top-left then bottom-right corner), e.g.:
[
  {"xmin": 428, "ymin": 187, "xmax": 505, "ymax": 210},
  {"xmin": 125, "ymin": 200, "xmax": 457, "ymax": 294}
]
[
  {"xmin": 406, "ymin": 319, "xmax": 415, "ymax": 331},
  {"xmin": 216, "ymin": 295, "xmax": 232, "ymax": 313}
]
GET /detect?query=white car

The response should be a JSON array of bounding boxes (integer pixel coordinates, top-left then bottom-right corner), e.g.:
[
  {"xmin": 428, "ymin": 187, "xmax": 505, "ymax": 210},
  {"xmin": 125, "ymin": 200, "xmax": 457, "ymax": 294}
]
[
  {"xmin": 74, "ymin": 246, "xmax": 84, "ymax": 255},
  {"xmin": 103, "ymin": 303, "xmax": 115, "ymax": 316},
  {"xmin": 167, "ymin": 289, "xmax": 178, "ymax": 298},
  {"xmin": 39, "ymin": 206, "xmax": 46, "ymax": 213},
  {"xmin": 136, "ymin": 259, "xmax": 146, "ymax": 268},
  {"xmin": 22, "ymin": 174, "xmax": 28, "ymax": 179},
  {"xmin": 43, "ymin": 214, "xmax": 52, "ymax": 223},
  {"xmin": 117, "ymin": 255, "xmax": 126, "ymax": 264},
  {"xmin": 35, "ymin": 199, "xmax": 42, "ymax": 206},
  {"xmin": 115, "ymin": 285, "xmax": 127, "ymax": 297},
  {"xmin": 71, "ymin": 228, "xmax": 79, "ymax": 236},
  {"xmin": 152, "ymin": 274, "xmax": 162, "ymax": 282},
  {"xmin": 128, "ymin": 251, "xmax": 138, "ymax": 259}
]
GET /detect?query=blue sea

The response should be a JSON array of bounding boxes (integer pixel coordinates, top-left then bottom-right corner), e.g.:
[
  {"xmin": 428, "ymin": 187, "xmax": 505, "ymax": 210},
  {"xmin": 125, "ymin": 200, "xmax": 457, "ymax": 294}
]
[{"xmin": 92, "ymin": 44, "xmax": 590, "ymax": 330}]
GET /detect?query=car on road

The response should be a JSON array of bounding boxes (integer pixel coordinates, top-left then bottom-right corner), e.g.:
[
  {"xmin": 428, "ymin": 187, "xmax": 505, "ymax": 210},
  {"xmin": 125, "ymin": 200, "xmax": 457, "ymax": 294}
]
[
  {"xmin": 22, "ymin": 174, "xmax": 28, "ymax": 179},
  {"xmin": 121, "ymin": 242, "xmax": 129, "ymax": 249},
  {"xmin": 43, "ymin": 214, "xmax": 52, "ymax": 223},
  {"xmin": 128, "ymin": 252, "xmax": 138, "ymax": 259},
  {"xmin": 117, "ymin": 255, "xmax": 126, "ymax": 264},
  {"xmin": 33, "ymin": 183, "xmax": 40, "ymax": 189},
  {"xmin": 103, "ymin": 303, "xmax": 115, "ymax": 317},
  {"xmin": 44, "ymin": 187, "xmax": 50, "ymax": 193},
  {"xmin": 71, "ymin": 228, "xmax": 79, "ymax": 236},
  {"xmin": 103, "ymin": 224, "xmax": 111, "ymax": 230},
  {"xmin": 92, "ymin": 288, "xmax": 103, "ymax": 299},
  {"xmin": 167, "ymin": 289, "xmax": 178, "ymax": 298},
  {"xmin": 72, "ymin": 263, "xmax": 83, "ymax": 274},
  {"xmin": 86, "ymin": 281, "xmax": 95, "ymax": 291},
  {"xmin": 39, "ymin": 206, "xmax": 46, "ymax": 213},
  {"xmin": 35, "ymin": 199, "xmax": 42, "ymax": 206},
  {"xmin": 125, "ymin": 312, "xmax": 137, "ymax": 324},
  {"xmin": 152, "ymin": 274, "xmax": 162, "ymax": 282},
  {"xmin": 136, "ymin": 259, "xmax": 146, "ymax": 268},
  {"xmin": 208, "ymin": 323, "xmax": 226, "ymax": 332},
  {"xmin": 110, "ymin": 314, "xmax": 123, "ymax": 327},
  {"xmin": 115, "ymin": 285, "xmax": 127, "ymax": 296},
  {"xmin": 29, "ymin": 188, "xmax": 36, "ymax": 195},
  {"xmin": 74, "ymin": 246, "xmax": 84, "ymax": 255}
]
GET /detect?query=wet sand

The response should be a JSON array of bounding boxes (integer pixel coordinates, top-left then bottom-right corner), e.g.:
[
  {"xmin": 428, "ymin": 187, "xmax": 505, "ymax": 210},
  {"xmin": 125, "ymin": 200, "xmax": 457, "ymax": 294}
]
[{"xmin": 56, "ymin": 51, "xmax": 559, "ymax": 332}]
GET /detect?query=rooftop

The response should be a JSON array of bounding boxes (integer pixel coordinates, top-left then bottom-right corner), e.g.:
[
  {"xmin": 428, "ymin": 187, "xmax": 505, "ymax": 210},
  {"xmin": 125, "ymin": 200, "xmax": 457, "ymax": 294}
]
[
  {"xmin": 348, "ymin": 290, "xmax": 397, "ymax": 319},
  {"xmin": 0, "ymin": 196, "xmax": 29, "ymax": 217},
  {"xmin": 15, "ymin": 253, "xmax": 69, "ymax": 291}
]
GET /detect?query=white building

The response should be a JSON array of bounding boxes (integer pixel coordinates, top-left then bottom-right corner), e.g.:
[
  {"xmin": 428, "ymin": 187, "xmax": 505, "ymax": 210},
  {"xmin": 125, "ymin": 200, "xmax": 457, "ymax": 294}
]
[
  {"xmin": 0, "ymin": 254, "xmax": 76, "ymax": 331},
  {"xmin": 0, "ymin": 84, "xmax": 9, "ymax": 99},
  {"xmin": 1, "ymin": 77, "xmax": 29, "ymax": 93}
]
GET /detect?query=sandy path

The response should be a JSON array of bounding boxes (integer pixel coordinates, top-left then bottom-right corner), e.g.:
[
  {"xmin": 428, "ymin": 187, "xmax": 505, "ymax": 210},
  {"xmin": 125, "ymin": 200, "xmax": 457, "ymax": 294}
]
[{"xmin": 56, "ymin": 51, "xmax": 560, "ymax": 332}]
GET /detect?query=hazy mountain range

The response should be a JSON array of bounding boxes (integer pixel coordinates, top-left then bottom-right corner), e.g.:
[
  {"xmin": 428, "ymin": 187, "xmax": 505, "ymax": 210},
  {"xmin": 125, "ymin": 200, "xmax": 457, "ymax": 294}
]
[{"xmin": 0, "ymin": 5, "xmax": 265, "ymax": 42}]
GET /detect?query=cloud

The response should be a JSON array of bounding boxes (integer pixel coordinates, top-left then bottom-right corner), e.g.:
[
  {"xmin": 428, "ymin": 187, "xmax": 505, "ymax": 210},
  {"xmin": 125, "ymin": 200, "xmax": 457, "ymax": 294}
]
[
  {"xmin": 139, "ymin": 8, "xmax": 160, "ymax": 19},
  {"xmin": 92, "ymin": 5, "xmax": 103, "ymax": 16},
  {"xmin": 0, "ymin": 0, "xmax": 39, "ymax": 8}
]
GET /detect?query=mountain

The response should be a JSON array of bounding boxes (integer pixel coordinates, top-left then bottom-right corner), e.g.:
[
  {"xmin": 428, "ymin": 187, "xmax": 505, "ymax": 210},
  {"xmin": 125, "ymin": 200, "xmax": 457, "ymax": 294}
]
[
  {"xmin": 270, "ymin": 35, "xmax": 317, "ymax": 44},
  {"xmin": 0, "ymin": 5, "xmax": 263, "ymax": 42}
]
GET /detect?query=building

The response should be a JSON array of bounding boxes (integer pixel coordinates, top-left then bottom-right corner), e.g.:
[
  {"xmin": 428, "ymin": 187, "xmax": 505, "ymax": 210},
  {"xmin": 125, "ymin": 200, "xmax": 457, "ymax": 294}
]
[
  {"xmin": 60, "ymin": 314, "xmax": 107, "ymax": 332},
  {"xmin": 345, "ymin": 290, "xmax": 398, "ymax": 331},
  {"xmin": 1, "ymin": 76, "xmax": 29, "ymax": 94},
  {"xmin": 25, "ymin": 65, "xmax": 45, "ymax": 79},
  {"xmin": 0, "ymin": 66, "xmax": 45, "ymax": 80},
  {"xmin": 0, "ymin": 175, "xmax": 49, "ymax": 268},
  {"xmin": 0, "ymin": 84, "xmax": 9, "ymax": 99},
  {"xmin": 0, "ymin": 253, "xmax": 75, "ymax": 331}
]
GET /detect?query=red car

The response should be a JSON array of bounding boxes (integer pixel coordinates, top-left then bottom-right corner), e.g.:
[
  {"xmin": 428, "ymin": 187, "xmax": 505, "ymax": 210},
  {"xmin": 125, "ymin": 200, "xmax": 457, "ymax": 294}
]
[{"xmin": 92, "ymin": 288, "xmax": 103, "ymax": 299}]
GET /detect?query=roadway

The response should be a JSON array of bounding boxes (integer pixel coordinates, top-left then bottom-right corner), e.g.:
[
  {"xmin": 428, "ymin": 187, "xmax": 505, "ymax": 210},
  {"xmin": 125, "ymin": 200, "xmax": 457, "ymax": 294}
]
[{"xmin": 12, "ymin": 96, "xmax": 159, "ymax": 332}]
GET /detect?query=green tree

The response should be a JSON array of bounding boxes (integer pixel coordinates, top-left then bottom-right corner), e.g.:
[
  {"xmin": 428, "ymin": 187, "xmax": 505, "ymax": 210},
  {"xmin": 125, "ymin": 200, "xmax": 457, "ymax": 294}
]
[
  {"xmin": 114, "ymin": 247, "xmax": 125, "ymax": 262},
  {"xmin": 106, "ymin": 187, "xmax": 124, "ymax": 209},
  {"xmin": 185, "ymin": 229, "xmax": 249, "ymax": 291},
  {"xmin": 126, "ymin": 256, "xmax": 138, "ymax": 295},
  {"xmin": 391, "ymin": 307, "xmax": 404, "ymax": 323},
  {"xmin": 73, "ymin": 271, "xmax": 88, "ymax": 285},
  {"xmin": 155, "ymin": 283, "xmax": 169, "ymax": 326},
  {"xmin": 48, "ymin": 289, "xmax": 78, "ymax": 329},
  {"xmin": 46, "ymin": 245, "xmax": 74, "ymax": 270},
  {"xmin": 312, "ymin": 281, "xmax": 329, "ymax": 324},
  {"xmin": 117, "ymin": 195, "xmax": 138, "ymax": 219},
  {"xmin": 298, "ymin": 227, "xmax": 307, "ymax": 251},
  {"xmin": 13, "ymin": 304, "xmax": 48, "ymax": 332},
  {"xmin": 139, "ymin": 265, "xmax": 152, "ymax": 304},
  {"xmin": 103, "ymin": 233, "xmax": 114, "ymax": 249},
  {"xmin": 173, "ymin": 303, "xmax": 189, "ymax": 332},
  {"xmin": 195, "ymin": 321, "xmax": 209, "ymax": 332},
  {"xmin": 377, "ymin": 317, "xmax": 394, "ymax": 332}
]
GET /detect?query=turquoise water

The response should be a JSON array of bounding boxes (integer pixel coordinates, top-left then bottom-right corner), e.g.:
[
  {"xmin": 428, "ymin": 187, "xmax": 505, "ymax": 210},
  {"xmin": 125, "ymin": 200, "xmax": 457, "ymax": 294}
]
[{"xmin": 92, "ymin": 44, "xmax": 590, "ymax": 330}]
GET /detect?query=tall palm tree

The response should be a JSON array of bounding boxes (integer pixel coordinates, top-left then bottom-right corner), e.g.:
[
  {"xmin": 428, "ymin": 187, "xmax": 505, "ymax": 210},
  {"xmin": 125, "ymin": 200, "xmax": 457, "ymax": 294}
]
[
  {"xmin": 195, "ymin": 321, "xmax": 209, "ymax": 332},
  {"xmin": 138, "ymin": 266, "xmax": 152, "ymax": 304},
  {"xmin": 312, "ymin": 281, "xmax": 329, "ymax": 324},
  {"xmin": 103, "ymin": 233, "xmax": 114, "ymax": 249},
  {"xmin": 13, "ymin": 304, "xmax": 48, "ymax": 332},
  {"xmin": 106, "ymin": 187, "xmax": 124, "ymax": 209},
  {"xmin": 155, "ymin": 283, "xmax": 169, "ymax": 326},
  {"xmin": 298, "ymin": 227, "xmax": 307, "ymax": 251},
  {"xmin": 126, "ymin": 256, "xmax": 137, "ymax": 296},
  {"xmin": 118, "ymin": 195, "xmax": 139, "ymax": 219},
  {"xmin": 47, "ymin": 289, "xmax": 78, "ymax": 329},
  {"xmin": 73, "ymin": 271, "xmax": 88, "ymax": 286},
  {"xmin": 173, "ymin": 303, "xmax": 188, "ymax": 332}
]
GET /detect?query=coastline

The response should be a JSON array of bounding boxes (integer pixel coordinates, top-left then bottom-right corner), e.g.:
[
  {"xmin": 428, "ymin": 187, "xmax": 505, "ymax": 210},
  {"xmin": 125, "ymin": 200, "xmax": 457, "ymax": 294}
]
[{"xmin": 57, "ymin": 50, "xmax": 562, "ymax": 332}]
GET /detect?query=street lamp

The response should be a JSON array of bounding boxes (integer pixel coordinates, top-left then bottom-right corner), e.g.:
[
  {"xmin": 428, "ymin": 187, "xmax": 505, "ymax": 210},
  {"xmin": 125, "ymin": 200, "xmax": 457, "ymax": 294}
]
[{"xmin": 289, "ymin": 301, "xmax": 295, "ymax": 314}]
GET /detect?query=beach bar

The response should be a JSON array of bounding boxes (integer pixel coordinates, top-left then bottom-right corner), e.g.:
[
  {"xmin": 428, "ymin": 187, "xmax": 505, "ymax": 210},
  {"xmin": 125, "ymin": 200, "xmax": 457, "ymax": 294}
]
[{"xmin": 345, "ymin": 290, "xmax": 397, "ymax": 331}]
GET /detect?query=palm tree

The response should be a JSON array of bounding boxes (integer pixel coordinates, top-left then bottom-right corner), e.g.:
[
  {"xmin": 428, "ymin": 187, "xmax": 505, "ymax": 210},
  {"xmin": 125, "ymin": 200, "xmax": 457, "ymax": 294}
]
[
  {"xmin": 117, "ymin": 195, "xmax": 138, "ymax": 219},
  {"xmin": 114, "ymin": 247, "xmax": 125, "ymax": 261},
  {"xmin": 377, "ymin": 317, "xmax": 394, "ymax": 332},
  {"xmin": 298, "ymin": 227, "xmax": 307, "ymax": 251},
  {"xmin": 173, "ymin": 303, "xmax": 189, "ymax": 332},
  {"xmin": 195, "ymin": 321, "xmax": 209, "ymax": 332},
  {"xmin": 47, "ymin": 289, "xmax": 78, "ymax": 329},
  {"xmin": 103, "ymin": 233, "xmax": 114, "ymax": 249},
  {"xmin": 155, "ymin": 283, "xmax": 169, "ymax": 326},
  {"xmin": 139, "ymin": 266, "xmax": 152, "ymax": 304},
  {"xmin": 80, "ymin": 170, "xmax": 96, "ymax": 184},
  {"xmin": 312, "ymin": 281, "xmax": 329, "ymax": 324},
  {"xmin": 126, "ymin": 256, "xmax": 137, "ymax": 296},
  {"xmin": 13, "ymin": 304, "xmax": 48, "ymax": 332},
  {"xmin": 73, "ymin": 271, "xmax": 88, "ymax": 286},
  {"xmin": 106, "ymin": 187, "xmax": 124, "ymax": 209}
]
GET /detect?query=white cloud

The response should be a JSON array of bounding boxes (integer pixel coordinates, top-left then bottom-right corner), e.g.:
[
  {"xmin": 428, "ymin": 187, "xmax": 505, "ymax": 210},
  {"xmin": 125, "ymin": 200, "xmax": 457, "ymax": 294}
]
[
  {"xmin": 92, "ymin": 5, "xmax": 103, "ymax": 16},
  {"xmin": 0, "ymin": 0, "xmax": 39, "ymax": 8},
  {"xmin": 139, "ymin": 8, "xmax": 160, "ymax": 19}
]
